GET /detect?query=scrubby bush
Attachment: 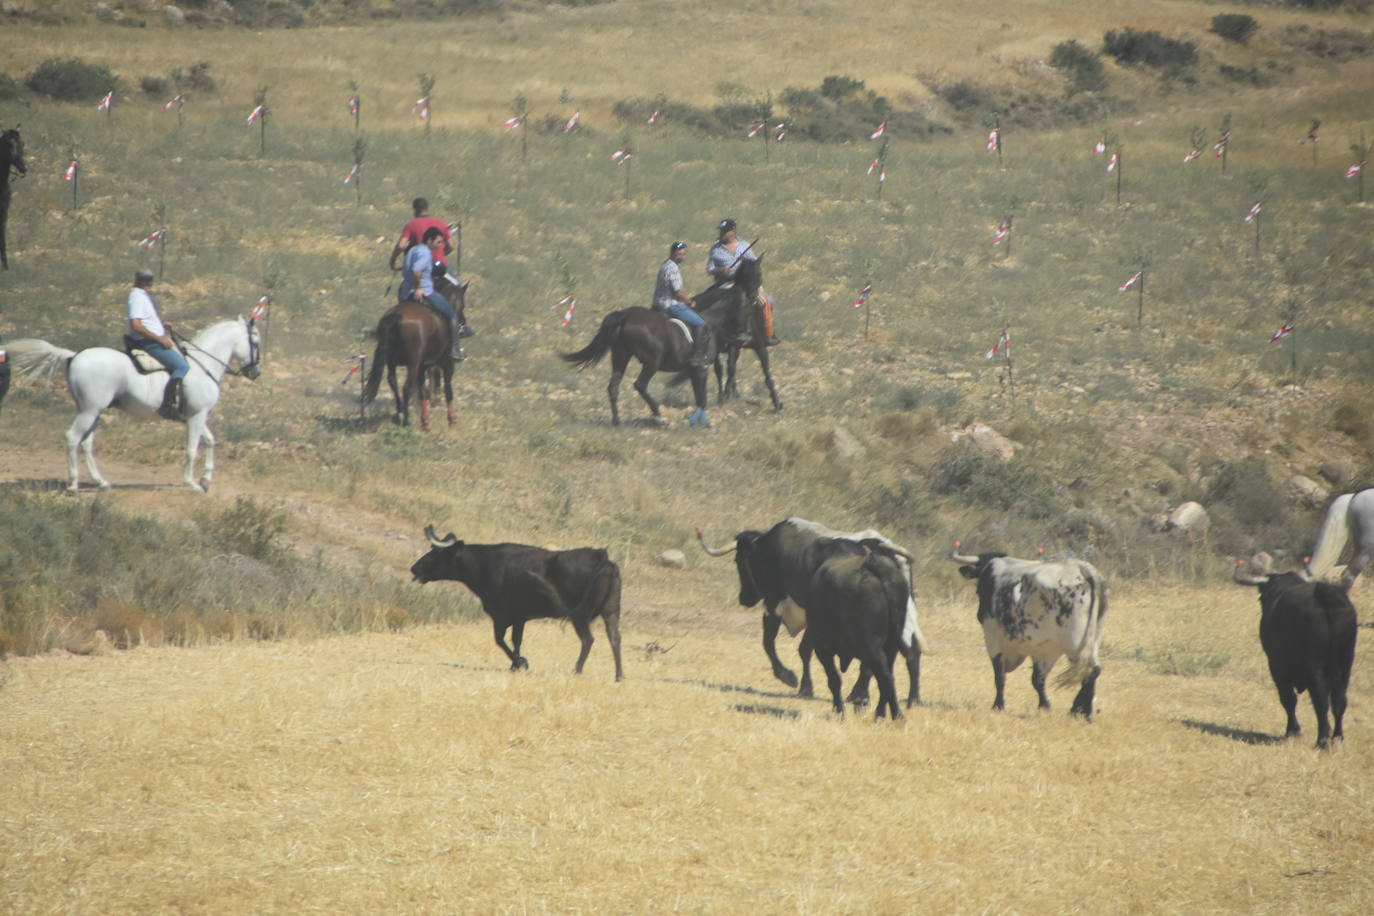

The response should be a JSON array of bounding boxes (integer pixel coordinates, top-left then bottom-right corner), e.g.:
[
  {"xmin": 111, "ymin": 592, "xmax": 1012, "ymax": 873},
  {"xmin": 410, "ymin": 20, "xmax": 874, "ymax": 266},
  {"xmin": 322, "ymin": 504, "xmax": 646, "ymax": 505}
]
[
  {"xmin": 930, "ymin": 447, "xmax": 1068, "ymax": 521},
  {"xmin": 172, "ymin": 61, "xmax": 219, "ymax": 94},
  {"xmin": 1279, "ymin": 25, "xmax": 1374, "ymax": 61},
  {"xmin": 140, "ymin": 75, "xmax": 170, "ymax": 98},
  {"xmin": 1049, "ymin": 40, "xmax": 1108, "ymax": 93},
  {"xmin": 1102, "ymin": 29, "xmax": 1198, "ymax": 70},
  {"xmin": 0, "ymin": 73, "xmax": 29, "ymax": 102},
  {"xmin": 24, "ymin": 57, "xmax": 120, "ymax": 103},
  {"xmin": 1211, "ymin": 14, "xmax": 1260, "ymax": 45}
]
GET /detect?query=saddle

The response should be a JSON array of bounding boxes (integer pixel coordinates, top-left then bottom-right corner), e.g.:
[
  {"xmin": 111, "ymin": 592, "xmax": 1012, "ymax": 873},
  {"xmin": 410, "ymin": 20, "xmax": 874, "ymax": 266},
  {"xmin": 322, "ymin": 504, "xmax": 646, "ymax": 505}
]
[
  {"xmin": 666, "ymin": 318, "xmax": 696, "ymax": 345},
  {"xmin": 122, "ymin": 335, "xmax": 170, "ymax": 375}
]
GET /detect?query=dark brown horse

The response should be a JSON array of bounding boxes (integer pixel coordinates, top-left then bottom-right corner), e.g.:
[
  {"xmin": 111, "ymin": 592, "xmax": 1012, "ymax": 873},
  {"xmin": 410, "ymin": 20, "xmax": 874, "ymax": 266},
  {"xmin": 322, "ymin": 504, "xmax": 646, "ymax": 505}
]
[
  {"xmin": 362, "ymin": 280, "xmax": 468, "ymax": 430},
  {"xmin": 692, "ymin": 256, "xmax": 783, "ymax": 412},
  {"xmin": 562, "ymin": 306, "xmax": 712, "ymax": 427},
  {"xmin": 1, "ymin": 126, "xmax": 27, "ymax": 271}
]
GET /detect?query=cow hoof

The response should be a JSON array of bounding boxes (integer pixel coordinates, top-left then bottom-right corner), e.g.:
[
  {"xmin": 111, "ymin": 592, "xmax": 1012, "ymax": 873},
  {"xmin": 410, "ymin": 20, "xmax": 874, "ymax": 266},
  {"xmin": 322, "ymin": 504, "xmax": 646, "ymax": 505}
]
[
  {"xmin": 797, "ymin": 685, "xmax": 814, "ymax": 699},
  {"xmin": 773, "ymin": 668, "xmax": 798, "ymax": 689},
  {"xmin": 847, "ymin": 694, "xmax": 871, "ymax": 709},
  {"xmin": 511, "ymin": 658, "xmax": 529, "ymax": 671}
]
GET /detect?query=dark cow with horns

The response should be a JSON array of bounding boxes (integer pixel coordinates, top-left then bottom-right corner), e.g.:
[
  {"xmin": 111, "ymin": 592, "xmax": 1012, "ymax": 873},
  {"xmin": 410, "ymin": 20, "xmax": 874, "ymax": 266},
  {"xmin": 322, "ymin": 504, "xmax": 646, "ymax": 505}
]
[
  {"xmin": 1234, "ymin": 554, "xmax": 1357, "ymax": 749},
  {"xmin": 698, "ymin": 517, "xmax": 927, "ymax": 710},
  {"xmin": 410, "ymin": 526, "xmax": 624, "ymax": 681},
  {"xmin": 950, "ymin": 544, "xmax": 1108, "ymax": 719}
]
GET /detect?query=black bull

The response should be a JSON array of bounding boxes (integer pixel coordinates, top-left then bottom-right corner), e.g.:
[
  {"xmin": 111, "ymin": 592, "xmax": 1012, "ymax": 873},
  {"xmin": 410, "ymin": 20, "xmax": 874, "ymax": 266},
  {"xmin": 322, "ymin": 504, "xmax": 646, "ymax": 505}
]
[
  {"xmin": 411, "ymin": 526, "xmax": 624, "ymax": 681},
  {"xmin": 698, "ymin": 518, "xmax": 926, "ymax": 707}
]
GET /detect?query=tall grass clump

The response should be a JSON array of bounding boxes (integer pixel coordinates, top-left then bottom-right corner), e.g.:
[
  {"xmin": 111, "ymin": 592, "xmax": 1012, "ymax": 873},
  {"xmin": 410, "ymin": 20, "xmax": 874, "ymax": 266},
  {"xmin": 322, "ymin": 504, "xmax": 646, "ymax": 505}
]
[
  {"xmin": 1211, "ymin": 14, "xmax": 1260, "ymax": 45},
  {"xmin": 1101, "ymin": 29, "xmax": 1199, "ymax": 71}
]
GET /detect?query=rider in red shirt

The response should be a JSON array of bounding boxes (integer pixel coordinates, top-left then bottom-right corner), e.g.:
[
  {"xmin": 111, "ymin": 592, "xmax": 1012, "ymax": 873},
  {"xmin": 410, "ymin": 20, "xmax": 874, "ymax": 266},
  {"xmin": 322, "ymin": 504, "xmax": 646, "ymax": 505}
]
[{"xmin": 389, "ymin": 196, "xmax": 453, "ymax": 276}]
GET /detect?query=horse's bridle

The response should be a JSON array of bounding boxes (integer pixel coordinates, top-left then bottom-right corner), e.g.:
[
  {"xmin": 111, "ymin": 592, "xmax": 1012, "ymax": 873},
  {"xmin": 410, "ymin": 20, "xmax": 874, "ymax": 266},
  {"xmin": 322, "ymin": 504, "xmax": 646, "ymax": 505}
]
[{"xmin": 174, "ymin": 318, "xmax": 262, "ymax": 382}]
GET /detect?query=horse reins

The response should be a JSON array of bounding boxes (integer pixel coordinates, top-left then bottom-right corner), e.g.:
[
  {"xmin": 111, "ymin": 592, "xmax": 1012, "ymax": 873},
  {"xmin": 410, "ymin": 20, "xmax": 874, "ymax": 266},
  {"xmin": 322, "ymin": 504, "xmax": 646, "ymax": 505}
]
[{"xmin": 171, "ymin": 320, "xmax": 261, "ymax": 383}]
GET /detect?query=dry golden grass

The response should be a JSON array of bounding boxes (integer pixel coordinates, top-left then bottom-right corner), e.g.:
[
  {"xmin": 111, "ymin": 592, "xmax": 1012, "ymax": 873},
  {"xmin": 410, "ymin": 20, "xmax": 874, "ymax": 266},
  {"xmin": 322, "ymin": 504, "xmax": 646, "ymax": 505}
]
[{"xmin": 2, "ymin": 583, "xmax": 1371, "ymax": 914}]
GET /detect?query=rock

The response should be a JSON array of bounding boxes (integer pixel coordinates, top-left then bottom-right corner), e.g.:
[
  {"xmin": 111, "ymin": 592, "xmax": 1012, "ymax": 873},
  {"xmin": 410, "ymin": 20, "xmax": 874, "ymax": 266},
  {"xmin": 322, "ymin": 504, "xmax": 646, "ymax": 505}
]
[
  {"xmin": 1164, "ymin": 502, "xmax": 1209, "ymax": 534},
  {"xmin": 657, "ymin": 549, "xmax": 687, "ymax": 570},
  {"xmin": 1319, "ymin": 460, "xmax": 1355, "ymax": 488},
  {"xmin": 824, "ymin": 426, "xmax": 866, "ymax": 460},
  {"xmin": 950, "ymin": 423, "xmax": 1020, "ymax": 461},
  {"xmin": 163, "ymin": 4, "xmax": 184, "ymax": 24},
  {"xmin": 94, "ymin": 3, "xmax": 114, "ymax": 20},
  {"xmin": 63, "ymin": 627, "xmax": 112, "ymax": 656},
  {"xmin": 1284, "ymin": 474, "xmax": 1328, "ymax": 508}
]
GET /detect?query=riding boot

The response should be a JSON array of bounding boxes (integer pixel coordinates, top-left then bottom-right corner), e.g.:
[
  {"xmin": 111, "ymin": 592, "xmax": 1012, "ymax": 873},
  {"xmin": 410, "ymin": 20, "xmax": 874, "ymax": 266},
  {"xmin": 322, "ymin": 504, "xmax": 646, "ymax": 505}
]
[
  {"xmin": 689, "ymin": 325, "xmax": 712, "ymax": 370},
  {"xmin": 158, "ymin": 377, "xmax": 182, "ymax": 420},
  {"xmin": 449, "ymin": 316, "xmax": 466, "ymax": 362},
  {"xmin": 762, "ymin": 297, "xmax": 780, "ymax": 346}
]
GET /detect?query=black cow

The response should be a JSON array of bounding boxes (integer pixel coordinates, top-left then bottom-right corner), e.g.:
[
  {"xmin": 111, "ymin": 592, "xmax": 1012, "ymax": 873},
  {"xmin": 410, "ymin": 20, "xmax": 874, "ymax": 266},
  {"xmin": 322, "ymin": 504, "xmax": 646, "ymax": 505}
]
[
  {"xmin": 411, "ymin": 526, "xmax": 624, "ymax": 681},
  {"xmin": 807, "ymin": 545, "xmax": 911, "ymax": 718},
  {"xmin": 1234, "ymin": 556, "xmax": 1357, "ymax": 749},
  {"xmin": 698, "ymin": 517, "xmax": 926, "ymax": 708},
  {"xmin": 0, "ymin": 336, "xmax": 10, "ymax": 414}
]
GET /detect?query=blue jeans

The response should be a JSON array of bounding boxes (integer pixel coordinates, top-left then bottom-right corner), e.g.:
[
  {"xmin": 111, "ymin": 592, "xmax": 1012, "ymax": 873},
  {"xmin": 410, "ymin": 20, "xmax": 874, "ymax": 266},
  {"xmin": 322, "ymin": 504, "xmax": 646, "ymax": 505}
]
[
  {"xmin": 416, "ymin": 291, "xmax": 455, "ymax": 323},
  {"xmin": 664, "ymin": 303, "xmax": 705, "ymax": 330},
  {"xmin": 131, "ymin": 337, "xmax": 188, "ymax": 380}
]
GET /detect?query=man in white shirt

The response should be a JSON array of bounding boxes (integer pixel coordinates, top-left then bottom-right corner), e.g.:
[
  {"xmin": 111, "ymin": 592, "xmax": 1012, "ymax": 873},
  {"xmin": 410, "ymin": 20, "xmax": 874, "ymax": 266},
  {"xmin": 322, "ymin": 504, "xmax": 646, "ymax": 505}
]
[{"xmin": 125, "ymin": 268, "xmax": 188, "ymax": 419}]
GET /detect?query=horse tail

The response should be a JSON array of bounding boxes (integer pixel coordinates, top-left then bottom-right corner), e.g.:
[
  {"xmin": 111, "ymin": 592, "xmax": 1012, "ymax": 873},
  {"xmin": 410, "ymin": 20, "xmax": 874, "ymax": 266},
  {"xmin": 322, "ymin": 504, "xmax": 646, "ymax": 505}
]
[
  {"xmin": 1307, "ymin": 492, "xmax": 1355, "ymax": 581},
  {"xmin": 3, "ymin": 338, "xmax": 76, "ymax": 386},
  {"xmin": 361, "ymin": 313, "xmax": 395, "ymax": 405},
  {"xmin": 561, "ymin": 309, "xmax": 629, "ymax": 369}
]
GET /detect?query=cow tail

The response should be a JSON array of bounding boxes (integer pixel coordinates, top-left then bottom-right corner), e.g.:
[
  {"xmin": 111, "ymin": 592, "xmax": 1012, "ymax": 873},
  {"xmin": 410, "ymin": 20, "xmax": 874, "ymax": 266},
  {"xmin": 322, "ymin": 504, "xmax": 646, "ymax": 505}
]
[
  {"xmin": 902, "ymin": 562, "xmax": 928, "ymax": 656},
  {"xmin": 574, "ymin": 551, "xmax": 621, "ymax": 624},
  {"xmin": 361, "ymin": 313, "xmax": 394, "ymax": 405},
  {"xmin": 1054, "ymin": 566, "xmax": 1107, "ymax": 690},
  {"xmin": 867, "ymin": 553, "xmax": 911, "ymax": 655},
  {"xmin": 1306, "ymin": 493, "xmax": 1354, "ymax": 581},
  {"xmin": 561, "ymin": 310, "xmax": 629, "ymax": 369}
]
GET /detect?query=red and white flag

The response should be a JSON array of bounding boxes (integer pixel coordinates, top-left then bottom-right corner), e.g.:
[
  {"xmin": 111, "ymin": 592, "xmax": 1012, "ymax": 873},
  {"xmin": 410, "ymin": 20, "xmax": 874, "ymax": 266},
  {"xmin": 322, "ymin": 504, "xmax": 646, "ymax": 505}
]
[
  {"xmin": 878, "ymin": 167, "xmax": 887, "ymax": 183},
  {"xmin": 1093, "ymin": 138, "xmax": 1106, "ymax": 155},
  {"xmin": 63, "ymin": 160, "xmax": 77, "ymax": 181},
  {"xmin": 1183, "ymin": 148, "xmax": 1202, "ymax": 163},
  {"xmin": 1345, "ymin": 160, "xmax": 1365, "ymax": 178},
  {"xmin": 340, "ymin": 353, "xmax": 366, "ymax": 385},
  {"xmin": 563, "ymin": 110, "xmax": 580, "ymax": 132},
  {"xmin": 138, "ymin": 228, "xmax": 166, "ymax": 250},
  {"xmin": 851, "ymin": 284, "xmax": 871, "ymax": 309},
  {"xmin": 869, "ymin": 118, "xmax": 888, "ymax": 141},
  {"xmin": 611, "ymin": 146, "xmax": 632, "ymax": 164},
  {"xmin": 1106, "ymin": 152, "xmax": 1119, "ymax": 174},
  {"xmin": 348, "ymin": 95, "xmax": 359, "ymax": 116},
  {"xmin": 1119, "ymin": 271, "xmax": 1142, "ymax": 291},
  {"xmin": 993, "ymin": 222, "xmax": 1011, "ymax": 244},
  {"xmin": 1301, "ymin": 128, "xmax": 1318, "ymax": 145},
  {"xmin": 987, "ymin": 128, "xmax": 1000, "ymax": 152},
  {"xmin": 866, "ymin": 158, "xmax": 879, "ymax": 176},
  {"xmin": 986, "ymin": 328, "xmax": 1011, "ymax": 359},
  {"xmin": 163, "ymin": 95, "xmax": 184, "ymax": 112},
  {"xmin": 646, "ymin": 109, "xmax": 661, "ymax": 125},
  {"xmin": 97, "ymin": 91, "xmax": 113, "ymax": 111},
  {"xmin": 344, "ymin": 163, "xmax": 360, "ymax": 185},
  {"xmin": 246, "ymin": 104, "xmax": 265, "ymax": 126},
  {"xmin": 1213, "ymin": 132, "xmax": 1228, "ymax": 157},
  {"xmin": 1244, "ymin": 202, "xmax": 1262, "ymax": 224},
  {"xmin": 250, "ymin": 296, "xmax": 270, "ymax": 321},
  {"xmin": 746, "ymin": 119, "xmax": 764, "ymax": 139},
  {"xmin": 557, "ymin": 295, "xmax": 576, "ymax": 327},
  {"xmin": 1269, "ymin": 323, "xmax": 1294, "ymax": 343},
  {"xmin": 413, "ymin": 97, "xmax": 430, "ymax": 121},
  {"xmin": 774, "ymin": 123, "xmax": 787, "ymax": 142},
  {"xmin": 503, "ymin": 115, "xmax": 523, "ymax": 131}
]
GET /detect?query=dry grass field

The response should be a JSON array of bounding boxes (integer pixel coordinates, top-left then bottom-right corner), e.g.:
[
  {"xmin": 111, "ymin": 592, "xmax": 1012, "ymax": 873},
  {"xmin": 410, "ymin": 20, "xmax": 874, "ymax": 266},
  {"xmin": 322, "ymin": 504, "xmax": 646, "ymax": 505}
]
[{"xmin": 3, "ymin": 0, "xmax": 1374, "ymax": 911}]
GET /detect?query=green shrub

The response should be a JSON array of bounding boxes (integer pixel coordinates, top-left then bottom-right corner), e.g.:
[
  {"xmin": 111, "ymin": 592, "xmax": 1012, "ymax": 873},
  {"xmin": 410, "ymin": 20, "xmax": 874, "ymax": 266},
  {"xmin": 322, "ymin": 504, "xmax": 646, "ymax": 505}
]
[
  {"xmin": 171, "ymin": 61, "xmax": 219, "ymax": 94},
  {"xmin": 1102, "ymin": 29, "xmax": 1198, "ymax": 70},
  {"xmin": 24, "ymin": 57, "xmax": 120, "ymax": 102},
  {"xmin": 196, "ymin": 496, "xmax": 291, "ymax": 566},
  {"xmin": 1219, "ymin": 63, "xmax": 1276, "ymax": 87},
  {"xmin": 1049, "ymin": 40, "xmax": 1108, "ymax": 93},
  {"xmin": 1210, "ymin": 14, "xmax": 1259, "ymax": 45},
  {"xmin": 140, "ymin": 75, "xmax": 170, "ymax": 98}
]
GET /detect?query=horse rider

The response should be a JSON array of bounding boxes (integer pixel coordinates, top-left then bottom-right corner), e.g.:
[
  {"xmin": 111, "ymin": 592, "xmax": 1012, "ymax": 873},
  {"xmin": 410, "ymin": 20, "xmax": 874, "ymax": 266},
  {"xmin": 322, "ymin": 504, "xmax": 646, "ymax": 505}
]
[
  {"xmin": 653, "ymin": 241, "xmax": 712, "ymax": 369},
  {"xmin": 125, "ymin": 267, "xmax": 188, "ymax": 419},
  {"xmin": 399, "ymin": 227, "xmax": 463, "ymax": 359},
  {"xmin": 389, "ymin": 196, "xmax": 453, "ymax": 276},
  {"xmin": 706, "ymin": 218, "xmax": 778, "ymax": 346}
]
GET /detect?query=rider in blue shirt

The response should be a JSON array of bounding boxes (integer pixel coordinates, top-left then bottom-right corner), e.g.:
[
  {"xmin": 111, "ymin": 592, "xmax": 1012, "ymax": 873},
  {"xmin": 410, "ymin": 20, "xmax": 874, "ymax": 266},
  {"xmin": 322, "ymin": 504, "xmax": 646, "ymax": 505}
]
[
  {"xmin": 653, "ymin": 241, "xmax": 711, "ymax": 369},
  {"xmin": 399, "ymin": 227, "xmax": 462, "ymax": 359}
]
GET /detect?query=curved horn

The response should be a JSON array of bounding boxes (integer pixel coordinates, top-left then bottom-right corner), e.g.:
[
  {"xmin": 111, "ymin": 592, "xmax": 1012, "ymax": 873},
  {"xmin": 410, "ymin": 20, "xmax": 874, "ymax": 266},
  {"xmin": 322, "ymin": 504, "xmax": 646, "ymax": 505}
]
[
  {"xmin": 949, "ymin": 540, "xmax": 979, "ymax": 565},
  {"xmin": 1232, "ymin": 559, "xmax": 1268, "ymax": 587},
  {"xmin": 696, "ymin": 527, "xmax": 736, "ymax": 558},
  {"xmin": 424, "ymin": 525, "xmax": 457, "ymax": 548}
]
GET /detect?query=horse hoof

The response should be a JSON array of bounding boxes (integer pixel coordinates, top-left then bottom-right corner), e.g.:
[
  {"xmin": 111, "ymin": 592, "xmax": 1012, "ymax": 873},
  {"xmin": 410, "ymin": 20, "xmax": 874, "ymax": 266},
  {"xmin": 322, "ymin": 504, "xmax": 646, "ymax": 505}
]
[
  {"xmin": 97, "ymin": 480, "xmax": 112, "ymax": 490},
  {"xmin": 199, "ymin": 477, "xmax": 212, "ymax": 493}
]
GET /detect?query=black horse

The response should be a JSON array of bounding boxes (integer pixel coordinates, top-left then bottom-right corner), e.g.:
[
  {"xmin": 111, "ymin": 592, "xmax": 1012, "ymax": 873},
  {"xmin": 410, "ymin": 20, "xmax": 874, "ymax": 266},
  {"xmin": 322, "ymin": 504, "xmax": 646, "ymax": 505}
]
[
  {"xmin": 1, "ymin": 126, "xmax": 27, "ymax": 271},
  {"xmin": 692, "ymin": 257, "xmax": 783, "ymax": 412},
  {"xmin": 562, "ymin": 304, "xmax": 713, "ymax": 428}
]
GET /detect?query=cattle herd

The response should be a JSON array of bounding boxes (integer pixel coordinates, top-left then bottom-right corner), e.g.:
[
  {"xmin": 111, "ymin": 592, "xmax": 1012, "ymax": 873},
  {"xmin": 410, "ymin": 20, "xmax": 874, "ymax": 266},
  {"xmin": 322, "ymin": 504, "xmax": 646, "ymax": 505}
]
[{"xmin": 410, "ymin": 500, "xmax": 1365, "ymax": 749}]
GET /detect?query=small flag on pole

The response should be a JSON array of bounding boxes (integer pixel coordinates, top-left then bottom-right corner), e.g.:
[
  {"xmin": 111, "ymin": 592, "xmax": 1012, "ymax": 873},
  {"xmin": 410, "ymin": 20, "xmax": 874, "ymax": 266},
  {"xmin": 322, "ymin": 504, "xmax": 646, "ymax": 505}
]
[
  {"xmin": 1213, "ymin": 132, "xmax": 1229, "ymax": 157},
  {"xmin": 341, "ymin": 353, "xmax": 366, "ymax": 385},
  {"xmin": 1302, "ymin": 126, "xmax": 1318, "ymax": 144},
  {"xmin": 250, "ymin": 296, "xmax": 270, "ymax": 321},
  {"xmin": 851, "ymin": 284, "xmax": 871, "ymax": 309},
  {"xmin": 1269, "ymin": 323, "xmax": 1294, "ymax": 343},
  {"xmin": 1093, "ymin": 138, "xmax": 1106, "ymax": 155},
  {"xmin": 878, "ymin": 167, "xmax": 886, "ymax": 183},
  {"xmin": 347, "ymin": 95, "xmax": 359, "ymax": 116},
  {"xmin": 138, "ymin": 228, "xmax": 166, "ymax": 250},
  {"xmin": 1183, "ymin": 148, "xmax": 1202, "ymax": 163},
  {"xmin": 344, "ymin": 163, "xmax": 360, "ymax": 185},
  {"xmin": 412, "ymin": 97, "xmax": 430, "ymax": 121},
  {"xmin": 1106, "ymin": 152, "xmax": 1119, "ymax": 174},
  {"xmin": 503, "ymin": 114, "xmax": 523, "ymax": 131},
  {"xmin": 611, "ymin": 146, "xmax": 632, "ymax": 163},
  {"xmin": 64, "ymin": 160, "xmax": 78, "ymax": 181},
  {"xmin": 646, "ymin": 109, "xmax": 661, "ymax": 125},
  {"xmin": 986, "ymin": 328, "xmax": 1011, "ymax": 359},
  {"xmin": 993, "ymin": 222, "xmax": 1011, "ymax": 244},
  {"xmin": 246, "ymin": 104, "xmax": 265, "ymax": 126},
  {"xmin": 774, "ymin": 123, "xmax": 787, "ymax": 142},
  {"xmin": 1244, "ymin": 202, "xmax": 1262, "ymax": 224},
  {"xmin": 746, "ymin": 119, "xmax": 764, "ymax": 139},
  {"xmin": 163, "ymin": 95, "xmax": 184, "ymax": 112},
  {"xmin": 556, "ymin": 295, "xmax": 576, "ymax": 327},
  {"xmin": 869, "ymin": 118, "xmax": 888, "ymax": 141},
  {"xmin": 1119, "ymin": 271, "xmax": 1142, "ymax": 291},
  {"xmin": 1345, "ymin": 161, "xmax": 1365, "ymax": 178},
  {"xmin": 563, "ymin": 110, "xmax": 580, "ymax": 132},
  {"xmin": 866, "ymin": 158, "xmax": 879, "ymax": 176},
  {"xmin": 987, "ymin": 128, "xmax": 1000, "ymax": 152},
  {"xmin": 97, "ymin": 91, "xmax": 113, "ymax": 111}
]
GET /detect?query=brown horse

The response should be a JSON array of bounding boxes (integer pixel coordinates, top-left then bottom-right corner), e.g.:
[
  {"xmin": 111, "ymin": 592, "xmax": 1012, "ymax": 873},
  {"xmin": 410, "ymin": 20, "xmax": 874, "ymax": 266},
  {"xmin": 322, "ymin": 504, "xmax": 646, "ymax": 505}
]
[
  {"xmin": 562, "ymin": 306, "xmax": 712, "ymax": 427},
  {"xmin": 692, "ymin": 256, "xmax": 783, "ymax": 412},
  {"xmin": 1, "ymin": 126, "xmax": 27, "ymax": 271},
  {"xmin": 361, "ymin": 280, "xmax": 468, "ymax": 431}
]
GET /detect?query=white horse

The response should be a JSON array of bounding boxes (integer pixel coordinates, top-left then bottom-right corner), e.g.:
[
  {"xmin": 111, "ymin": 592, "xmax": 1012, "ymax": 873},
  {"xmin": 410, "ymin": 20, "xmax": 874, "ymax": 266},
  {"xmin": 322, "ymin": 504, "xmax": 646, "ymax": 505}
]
[
  {"xmin": 6, "ymin": 318, "xmax": 262, "ymax": 493},
  {"xmin": 1306, "ymin": 488, "xmax": 1374, "ymax": 591}
]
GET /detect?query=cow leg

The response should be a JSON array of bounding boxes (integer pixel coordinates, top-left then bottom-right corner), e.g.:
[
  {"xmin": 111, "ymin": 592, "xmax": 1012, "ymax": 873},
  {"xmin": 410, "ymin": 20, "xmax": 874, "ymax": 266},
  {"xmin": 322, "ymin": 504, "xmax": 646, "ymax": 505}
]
[
  {"xmin": 510, "ymin": 619, "xmax": 529, "ymax": 670},
  {"xmin": 797, "ymin": 629, "xmax": 816, "ymax": 698},
  {"xmin": 1070, "ymin": 665, "xmax": 1102, "ymax": 720},
  {"xmin": 814, "ymin": 650, "xmax": 845, "ymax": 716},
  {"xmin": 1308, "ymin": 673, "xmax": 1333, "ymax": 750},
  {"xmin": 904, "ymin": 645, "xmax": 922, "ymax": 707},
  {"xmin": 1331, "ymin": 679, "xmax": 1348, "ymax": 743},
  {"xmin": 761, "ymin": 612, "xmax": 798, "ymax": 689},
  {"xmin": 602, "ymin": 612, "xmax": 624, "ymax": 682},
  {"xmin": 990, "ymin": 654, "xmax": 1007, "ymax": 711},
  {"xmin": 868, "ymin": 643, "xmax": 902, "ymax": 721},
  {"xmin": 571, "ymin": 618, "xmax": 595, "ymax": 675},
  {"xmin": 1273, "ymin": 678, "xmax": 1302, "ymax": 739},
  {"xmin": 847, "ymin": 664, "xmax": 872, "ymax": 708},
  {"xmin": 492, "ymin": 620, "xmax": 523, "ymax": 670},
  {"xmin": 1031, "ymin": 660, "xmax": 1052, "ymax": 710}
]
